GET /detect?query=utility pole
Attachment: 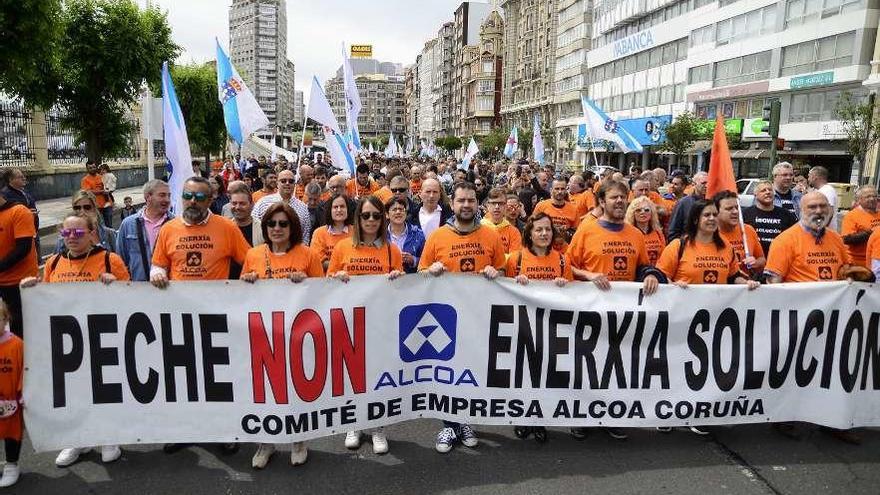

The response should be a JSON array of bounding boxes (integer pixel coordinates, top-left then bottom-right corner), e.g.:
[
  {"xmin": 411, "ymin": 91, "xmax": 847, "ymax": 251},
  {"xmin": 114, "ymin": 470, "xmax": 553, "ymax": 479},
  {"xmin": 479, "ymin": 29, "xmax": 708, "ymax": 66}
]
[{"xmin": 762, "ymin": 99, "xmax": 781, "ymax": 178}]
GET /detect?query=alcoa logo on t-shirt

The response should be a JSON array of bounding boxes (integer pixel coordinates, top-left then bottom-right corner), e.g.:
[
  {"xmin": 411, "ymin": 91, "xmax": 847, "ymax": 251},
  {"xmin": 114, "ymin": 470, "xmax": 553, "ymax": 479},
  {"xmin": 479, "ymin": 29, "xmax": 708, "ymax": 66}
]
[{"xmin": 399, "ymin": 304, "xmax": 457, "ymax": 362}]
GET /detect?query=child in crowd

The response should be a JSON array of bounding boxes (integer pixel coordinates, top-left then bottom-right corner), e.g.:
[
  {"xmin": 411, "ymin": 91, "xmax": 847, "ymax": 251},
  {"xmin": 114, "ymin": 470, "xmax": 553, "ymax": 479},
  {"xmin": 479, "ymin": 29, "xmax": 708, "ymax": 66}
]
[
  {"xmin": 0, "ymin": 300, "xmax": 23, "ymax": 487},
  {"xmin": 120, "ymin": 196, "xmax": 137, "ymax": 222}
]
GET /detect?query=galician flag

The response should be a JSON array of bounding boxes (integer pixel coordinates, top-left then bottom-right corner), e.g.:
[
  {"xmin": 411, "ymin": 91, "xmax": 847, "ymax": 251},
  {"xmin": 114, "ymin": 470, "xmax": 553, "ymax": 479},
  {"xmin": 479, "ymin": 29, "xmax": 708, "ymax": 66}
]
[
  {"xmin": 503, "ymin": 126, "xmax": 518, "ymax": 158},
  {"xmin": 581, "ymin": 96, "xmax": 643, "ymax": 153},
  {"xmin": 161, "ymin": 61, "xmax": 193, "ymax": 217},
  {"xmin": 215, "ymin": 39, "xmax": 269, "ymax": 146},
  {"xmin": 369, "ymin": 142, "xmax": 375, "ymax": 154},
  {"xmin": 460, "ymin": 137, "xmax": 479, "ymax": 170},
  {"xmin": 307, "ymin": 76, "xmax": 356, "ymax": 176},
  {"xmin": 342, "ymin": 44, "xmax": 363, "ymax": 150},
  {"xmin": 533, "ymin": 114, "xmax": 545, "ymax": 165}
]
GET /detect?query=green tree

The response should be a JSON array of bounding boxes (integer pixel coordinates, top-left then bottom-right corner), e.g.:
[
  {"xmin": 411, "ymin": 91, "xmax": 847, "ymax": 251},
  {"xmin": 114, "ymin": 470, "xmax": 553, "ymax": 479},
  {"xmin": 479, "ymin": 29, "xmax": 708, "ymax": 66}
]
[
  {"xmin": 659, "ymin": 112, "xmax": 700, "ymax": 166},
  {"xmin": 519, "ymin": 127, "xmax": 533, "ymax": 156},
  {"xmin": 55, "ymin": 0, "xmax": 179, "ymax": 163},
  {"xmin": 171, "ymin": 63, "xmax": 225, "ymax": 165},
  {"xmin": 0, "ymin": 0, "xmax": 62, "ymax": 108},
  {"xmin": 836, "ymin": 92, "xmax": 880, "ymax": 185},
  {"xmin": 440, "ymin": 136, "xmax": 462, "ymax": 154},
  {"xmin": 478, "ymin": 127, "xmax": 507, "ymax": 159}
]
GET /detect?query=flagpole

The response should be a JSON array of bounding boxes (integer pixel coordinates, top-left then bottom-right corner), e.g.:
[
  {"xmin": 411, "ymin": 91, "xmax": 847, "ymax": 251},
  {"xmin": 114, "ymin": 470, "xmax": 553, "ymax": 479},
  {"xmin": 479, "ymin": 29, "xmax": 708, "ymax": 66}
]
[{"xmin": 296, "ymin": 115, "xmax": 308, "ymax": 171}]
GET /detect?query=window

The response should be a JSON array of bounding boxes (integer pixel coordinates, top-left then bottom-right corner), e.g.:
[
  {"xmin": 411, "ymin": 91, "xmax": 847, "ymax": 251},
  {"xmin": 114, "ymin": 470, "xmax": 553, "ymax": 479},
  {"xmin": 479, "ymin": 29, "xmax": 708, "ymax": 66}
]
[
  {"xmin": 781, "ymin": 31, "xmax": 854, "ymax": 76},
  {"xmin": 634, "ymin": 90, "xmax": 646, "ymax": 107},
  {"xmin": 786, "ymin": 0, "xmax": 862, "ymax": 27},
  {"xmin": 675, "ymin": 83, "xmax": 685, "ymax": 102},
  {"xmin": 789, "ymin": 89, "xmax": 846, "ymax": 122},
  {"xmin": 662, "ymin": 44, "xmax": 676, "ymax": 64},
  {"xmin": 482, "ymin": 60, "xmax": 494, "ymax": 73},
  {"xmin": 716, "ymin": 5, "xmax": 776, "ymax": 46},
  {"xmin": 689, "ymin": 64, "xmax": 712, "ymax": 84},
  {"xmin": 476, "ymin": 96, "xmax": 493, "ymax": 111},
  {"xmin": 622, "ymin": 92, "xmax": 633, "ymax": 109},
  {"xmin": 650, "ymin": 47, "xmax": 663, "ymax": 66},
  {"xmin": 660, "ymin": 85, "xmax": 674, "ymax": 104},
  {"xmin": 647, "ymin": 88, "xmax": 659, "ymax": 105},
  {"xmin": 625, "ymin": 55, "xmax": 636, "ymax": 74},
  {"xmin": 713, "ymin": 51, "xmax": 771, "ymax": 86},
  {"xmin": 677, "ymin": 39, "xmax": 688, "ymax": 61},
  {"xmin": 478, "ymin": 80, "xmax": 494, "ymax": 92},
  {"xmin": 637, "ymin": 51, "xmax": 650, "ymax": 71}
]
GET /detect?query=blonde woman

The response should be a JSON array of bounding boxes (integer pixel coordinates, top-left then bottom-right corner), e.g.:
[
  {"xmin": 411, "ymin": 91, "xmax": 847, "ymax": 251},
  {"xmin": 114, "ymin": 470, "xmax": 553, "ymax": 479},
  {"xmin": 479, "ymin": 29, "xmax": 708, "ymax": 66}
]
[
  {"xmin": 54, "ymin": 190, "xmax": 117, "ymax": 254},
  {"xmin": 625, "ymin": 196, "xmax": 666, "ymax": 266}
]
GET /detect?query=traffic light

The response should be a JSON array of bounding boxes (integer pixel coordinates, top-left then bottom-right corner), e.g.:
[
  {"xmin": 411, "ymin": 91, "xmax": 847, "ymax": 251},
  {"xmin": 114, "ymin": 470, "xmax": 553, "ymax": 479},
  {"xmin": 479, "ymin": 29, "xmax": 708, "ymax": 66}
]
[{"xmin": 761, "ymin": 100, "xmax": 781, "ymax": 137}]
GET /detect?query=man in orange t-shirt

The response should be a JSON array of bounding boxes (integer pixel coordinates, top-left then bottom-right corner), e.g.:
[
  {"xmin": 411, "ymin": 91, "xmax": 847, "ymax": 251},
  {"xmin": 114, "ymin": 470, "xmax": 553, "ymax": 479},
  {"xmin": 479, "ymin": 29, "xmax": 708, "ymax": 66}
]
[
  {"xmin": 533, "ymin": 179, "xmax": 580, "ymax": 239},
  {"xmin": 0, "ymin": 194, "xmax": 38, "ymax": 337},
  {"xmin": 841, "ymin": 186, "xmax": 880, "ymax": 267},
  {"xmin": 479, "ymin": 188, "xmax": 522, "ymax": 256},
  {"xmin": 714, "ymin": 191, "xmax": 765, "ymax": 276},
  {"xmin": 346, "ymin": 164, "xmax": 380, "ymax": 199},
  {"xmin": 420, "ymin": 181, "xmax": 505, "ymax": 455},
  {"xmin": 150, "ymin": 177, "xmax": 250, "ymax": 286},
  {"xmin": 80, "ymin": 161, "xmax": 108, "ymax": 208}
]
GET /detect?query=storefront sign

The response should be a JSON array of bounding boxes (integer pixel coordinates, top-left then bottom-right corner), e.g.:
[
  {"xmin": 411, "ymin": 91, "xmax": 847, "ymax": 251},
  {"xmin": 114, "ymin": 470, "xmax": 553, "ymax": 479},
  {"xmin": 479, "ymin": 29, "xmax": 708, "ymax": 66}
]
[
  {"xmin": 743, "ymin": 118, "xmax": 770, "ymax": 139},
  {"xmin": 351, "ymin": 45, "xmax": 373, "ymax": 59},
  {"xmin": 694, "ymin": 118, "xmax": 743, "ymax": 137},
  {"xmin": 687, "ymin": 81, "xmax": 770, "ymax": 103},
  {"xmin": 612, "ymin": 29, "xmax": 656, "ymax": 58},
  {"xmin": 576, "ymin": 115, "xmax": 672, "ymax": 150},
  {"xmin": 790, "ymin": 71, "xmax": 834, "ymax": 90}
]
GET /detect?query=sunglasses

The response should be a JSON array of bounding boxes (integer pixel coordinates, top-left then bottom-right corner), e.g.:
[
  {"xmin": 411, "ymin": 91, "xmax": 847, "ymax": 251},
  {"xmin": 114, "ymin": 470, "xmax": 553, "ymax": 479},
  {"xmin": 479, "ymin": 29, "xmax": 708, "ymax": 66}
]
[
  {"xmin": 359, "ymin": 212, "xmax": 383, "ymax": 221},
  {"xmin": 72, "ymin": 204, "xmax": 94, "ymax": 212},
  {"xmin": 636, "ymin": 208, "xmax": 652, "ymax": 213},
  {"xmin": 182, "ymin": 191, "xmax": 208, "ymax": 201},
  {"xmin": 265, "ymin": 220, "xmax": 290, "ymax": 228},
  {"xmin": 278, "ymin": 179, "xmax": 295, "ymax": 184},
  {"xmin": 60, "ymin": 228, "xmax": 87, "ymax": 239},
  {"xmin": 391, "ymin": 188, "xmax": 408, "ymax": 193}
]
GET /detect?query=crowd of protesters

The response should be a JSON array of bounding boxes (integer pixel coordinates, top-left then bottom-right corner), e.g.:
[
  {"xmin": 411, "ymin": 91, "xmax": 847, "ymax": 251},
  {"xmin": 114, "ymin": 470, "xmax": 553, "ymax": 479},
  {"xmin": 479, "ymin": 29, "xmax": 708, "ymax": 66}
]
[{"xmin": 0, "ymin": 150, "xmax": 877, "ymax": 486}]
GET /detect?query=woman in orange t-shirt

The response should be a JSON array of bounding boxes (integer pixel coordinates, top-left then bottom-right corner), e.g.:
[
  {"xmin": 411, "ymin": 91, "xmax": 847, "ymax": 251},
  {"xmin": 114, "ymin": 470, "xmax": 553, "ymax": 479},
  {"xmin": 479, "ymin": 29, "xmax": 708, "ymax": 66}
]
[
  {"xmin": 0, "ymin": 300, "xmax": 23, "ymax": 487},
  {"xmin": 241, "ymin": 202, "xmax": 321, "ymax": 469},
  {"xmin": 327, "ymin": 196, "xmax": 403, "ymax": 455},
  {"xmin": 20, "ymin": 215, "xmax": 129, "ymax": 468},
  {"xmin": 626, "ymin": 196, "xmax": 666, "ymax": 266},
  {"xmin": 310, "ymin": 194, "xmax": 354, "ymax": 272}
]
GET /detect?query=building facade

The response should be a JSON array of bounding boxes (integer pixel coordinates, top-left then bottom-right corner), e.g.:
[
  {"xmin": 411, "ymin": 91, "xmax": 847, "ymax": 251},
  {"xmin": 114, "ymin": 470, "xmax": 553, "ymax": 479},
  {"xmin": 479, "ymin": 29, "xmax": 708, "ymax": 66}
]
[
  {"xmin": 404, "ymin": 64, "xmax": 420, "ymax": 140},
  {"xmin": 419, "ymin": 39, "xmax": 439, "ymax": 141},
  {"xmin": 554, "ymin": 0, "xmax": 592, "ymax": 164},
  {"xmin": 461, "ymin": 9, "xmax": 505, "ymax": 136},
  {"xmin": 325, "ymin": 64, "xmax": 406, "ymax": 139},
  {"xmin": 293, "ymin": 90, "xmax": 304, "ymax": 126},
  {"xmin": 228, "ymin": 0, "xmax": 295, "ymax": 130},
  {"xmin": 434, "ymin": 23, "xmax": 456, "ymax": 136},
  {"xmin": 451, "ymin": 2, "xmax": 493, "ymax": 137}
]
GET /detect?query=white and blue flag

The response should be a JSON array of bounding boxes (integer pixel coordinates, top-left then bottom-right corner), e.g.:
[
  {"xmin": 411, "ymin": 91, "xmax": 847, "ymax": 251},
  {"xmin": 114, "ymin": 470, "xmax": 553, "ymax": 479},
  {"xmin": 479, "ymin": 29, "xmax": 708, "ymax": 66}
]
[
  {"xmin": 342, "ymin": 44, "xmax": 363, "ymax": 151},
  {"xmin": 162, "ymin": 62, "xmax": 193, "ymax": 217},
  {"xmin": 581, "ymin": 96, "xmax": 643, "ymax": 153},
  {"xmin": 503, "ymin": 126, "xmax": 518, "ymax": 158},
  {"xmin": 215, "ymin": 39, "xmax": 269, "ymax": 147},
  {"xmin": 460, "ymin": 137, "xmax": 479, "ymax": 170},
  {"xmin": 384, "ymin": 131, "xmax": 398, "ymax": 158},
  {"xmin": 533, "ymin": 114, "xmax": 545, "ymax": 165},
  {"xmin": 307, "ymin": 76, "xmax": 356, "ymax": 176}
]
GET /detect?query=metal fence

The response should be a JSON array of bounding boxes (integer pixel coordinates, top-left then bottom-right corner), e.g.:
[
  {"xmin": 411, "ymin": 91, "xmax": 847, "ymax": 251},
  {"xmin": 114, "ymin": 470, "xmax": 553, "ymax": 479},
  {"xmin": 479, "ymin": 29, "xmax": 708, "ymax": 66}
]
[{"xmin": 0, "ymin": 101, "xmax": 36, "ymax": 168}]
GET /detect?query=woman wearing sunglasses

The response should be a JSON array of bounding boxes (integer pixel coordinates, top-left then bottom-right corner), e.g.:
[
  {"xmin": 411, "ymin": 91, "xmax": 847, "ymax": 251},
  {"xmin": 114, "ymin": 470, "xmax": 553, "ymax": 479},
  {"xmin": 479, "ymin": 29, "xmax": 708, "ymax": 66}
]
[
  {"xmin": 20, "ymin": 214, "xmax": 129, "ymax": 467},
  {"xmin": 327, "ymin": 196, "xmax": 404, "ymax": 456},
  {"xmin": 625, "ymin": 196, "xmax": 666, "ymax": 266},
  {"xmin": 240, "ymin": 202, "xmax": 322, "ymax": 470},
  {"xmin": 310, "ymin": 194, "xmax": 354, "ymax": 272},
  {"xmin": 54, "ymin": 190, "xmax": 117, "ymax": 254}
]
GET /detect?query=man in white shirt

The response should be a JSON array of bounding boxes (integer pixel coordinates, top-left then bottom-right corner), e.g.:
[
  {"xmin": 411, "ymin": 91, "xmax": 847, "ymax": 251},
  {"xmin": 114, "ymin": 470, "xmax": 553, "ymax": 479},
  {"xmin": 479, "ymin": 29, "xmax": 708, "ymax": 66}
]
[
  {"xmin": 808, "ymin": 166, "xmax": 838, "ymax": 231},
  {"xmin": 408, "ymin": 178, "xmax": 451, "ymax": 239}
]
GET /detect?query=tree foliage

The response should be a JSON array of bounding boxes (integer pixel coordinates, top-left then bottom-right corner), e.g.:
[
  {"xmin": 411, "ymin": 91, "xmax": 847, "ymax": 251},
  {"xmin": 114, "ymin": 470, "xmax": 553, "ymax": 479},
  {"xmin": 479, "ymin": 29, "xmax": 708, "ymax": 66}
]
[
  {"xmin": 659, "ymin": 112, "xmax": 700, "ymax": 158},
  {"xmin": 0, "ymin": 0, "xmax": 62, "ymax": 108},
  {"xmin": 171, "ymin": 63, "xmax": 225, "ymax": 161},
  {"xmin": 478, "ymin": 127, "xmax": 508, "ymax": 159},
  {"xmin": 437, "ymin": 136, "xmax": 462, "ymax": 153},
  {"xmin": 836, "ymin": 91, "xmax": 880, "ymax": 184}
]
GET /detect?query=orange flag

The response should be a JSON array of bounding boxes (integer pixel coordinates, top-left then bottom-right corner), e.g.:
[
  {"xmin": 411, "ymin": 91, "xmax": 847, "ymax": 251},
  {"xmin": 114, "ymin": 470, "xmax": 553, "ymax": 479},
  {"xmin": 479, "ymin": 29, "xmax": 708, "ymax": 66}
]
[{"xmin": 706, "ymin": 114, "xmax": 736, "ymax": 198}]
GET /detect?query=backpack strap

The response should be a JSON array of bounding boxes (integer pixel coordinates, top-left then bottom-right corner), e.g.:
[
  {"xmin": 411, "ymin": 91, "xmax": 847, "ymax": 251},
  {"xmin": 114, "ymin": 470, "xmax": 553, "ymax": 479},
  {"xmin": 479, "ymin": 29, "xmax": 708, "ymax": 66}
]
[
  {"xmin": 104, "ymin": 249, "xmax": 111, "ymax": 274},
  {"xmin": 135, "ymin": 217, "xmax": 150, "ymax": 275},
  {"xmin": 50, "ymin": 253, "xmax": 61, "ymax": 272}
]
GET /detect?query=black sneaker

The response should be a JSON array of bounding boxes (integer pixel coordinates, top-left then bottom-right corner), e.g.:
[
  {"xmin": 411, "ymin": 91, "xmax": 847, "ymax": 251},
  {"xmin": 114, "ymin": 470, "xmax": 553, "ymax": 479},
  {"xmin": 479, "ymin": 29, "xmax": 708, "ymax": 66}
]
[
  {"xmin": 162, "ymin": 443, "xmax": 192, "ymax": 454},
  {"xmin": 569, "ymin": 427, "xmax": 588, "ymax": 440},
  {"xmin": 605, "ymin": 427, "xmax": 628, "ymax": 440},
  {"xmin": 219, "ymin": 443, "xmax": 240, "ymax": 455},
  {"xmin": 533, "ymin": 427, "xmax": 548, "ymax": 443}
]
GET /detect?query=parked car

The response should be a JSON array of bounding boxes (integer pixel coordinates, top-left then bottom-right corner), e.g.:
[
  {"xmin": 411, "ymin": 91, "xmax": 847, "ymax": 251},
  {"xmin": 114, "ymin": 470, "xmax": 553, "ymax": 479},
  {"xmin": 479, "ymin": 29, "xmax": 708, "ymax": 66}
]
[{"xmin": 737, "ymin": 178, "xmax": 760, "ymax": 207}]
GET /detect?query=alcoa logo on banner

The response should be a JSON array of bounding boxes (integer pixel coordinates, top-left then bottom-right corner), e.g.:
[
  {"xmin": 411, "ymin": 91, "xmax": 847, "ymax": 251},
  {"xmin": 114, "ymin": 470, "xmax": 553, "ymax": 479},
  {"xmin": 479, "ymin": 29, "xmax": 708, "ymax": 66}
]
[{"xmin": 399, "ymin": 304, "xmax": 457, "ymax": 362}]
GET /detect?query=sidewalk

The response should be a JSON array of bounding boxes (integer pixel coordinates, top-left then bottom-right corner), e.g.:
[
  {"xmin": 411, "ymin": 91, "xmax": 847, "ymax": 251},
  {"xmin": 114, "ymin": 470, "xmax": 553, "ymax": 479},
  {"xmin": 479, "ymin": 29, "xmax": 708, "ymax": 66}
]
[{"xmin": 36, "ymin": 185, "xmax": 146, "ymax": 236}]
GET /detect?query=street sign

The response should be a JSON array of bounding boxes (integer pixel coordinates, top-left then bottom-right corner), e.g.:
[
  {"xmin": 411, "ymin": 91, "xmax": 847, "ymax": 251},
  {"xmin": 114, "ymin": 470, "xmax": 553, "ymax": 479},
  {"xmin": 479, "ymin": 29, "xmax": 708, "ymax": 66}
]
[{"xmin": 351, "ymin": 45, "xmax": 373, "ymax": 58}]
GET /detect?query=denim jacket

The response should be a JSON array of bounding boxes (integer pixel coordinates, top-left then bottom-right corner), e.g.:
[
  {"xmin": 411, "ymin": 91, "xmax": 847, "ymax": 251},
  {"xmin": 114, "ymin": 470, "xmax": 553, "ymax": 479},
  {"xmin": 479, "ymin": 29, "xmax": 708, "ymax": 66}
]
[
  {"xmin": 386, "ymin": 223, "xmax": 426, "ymax": 273},
  {"xmin": 115, "ymin": 207, "xmax": 173, "ymax": 281}
]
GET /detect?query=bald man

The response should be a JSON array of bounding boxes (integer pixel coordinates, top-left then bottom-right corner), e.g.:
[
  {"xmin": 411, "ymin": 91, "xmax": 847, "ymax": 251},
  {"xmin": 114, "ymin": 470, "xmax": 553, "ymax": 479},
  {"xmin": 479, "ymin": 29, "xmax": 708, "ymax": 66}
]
[{"xmin": 408, "ymin": 178, "xmax": 451, "ymax": 239}]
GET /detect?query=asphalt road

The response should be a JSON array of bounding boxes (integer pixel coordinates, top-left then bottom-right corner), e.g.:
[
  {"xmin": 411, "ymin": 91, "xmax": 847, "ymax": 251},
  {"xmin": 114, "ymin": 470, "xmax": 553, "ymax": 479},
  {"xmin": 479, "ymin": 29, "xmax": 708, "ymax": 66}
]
[{"xmin": 10, "ymin": 422, "xmax": 879, "ymax": 494}]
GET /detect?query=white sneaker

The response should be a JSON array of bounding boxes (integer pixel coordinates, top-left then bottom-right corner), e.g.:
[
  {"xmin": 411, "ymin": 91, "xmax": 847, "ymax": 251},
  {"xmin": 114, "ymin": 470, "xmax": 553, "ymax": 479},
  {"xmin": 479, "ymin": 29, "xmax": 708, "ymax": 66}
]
[
  {"xmin": 100, "ymin": 445, "xmax": 121, "ymax": 463},
  {"xmin": 0, "ymin": 463, "xmax": 19, "ymax": 487},
  {"xmin": 289, "ymin": 442, "xmax": 308, "ymax": 466},
  {"xmin": 344, "ymin": 430, "xmax": 361, "ymax": 449},
  {"xmin": 55, "ymin": 447, "xmax": 88, "ymax": 467},
  {"xmin": 251, "ymin": 443, "xmax": 275, "ymax": 469},
  {"xmin": 372, "ymin": 430, "xmax": 389, "ymax": 455}
]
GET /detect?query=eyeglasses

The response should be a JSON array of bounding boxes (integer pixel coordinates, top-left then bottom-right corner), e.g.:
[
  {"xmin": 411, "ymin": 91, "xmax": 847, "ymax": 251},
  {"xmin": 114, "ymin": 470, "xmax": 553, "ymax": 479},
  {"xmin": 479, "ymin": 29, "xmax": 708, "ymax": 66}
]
[
  {"xmin": 359, "ymin": 212, "xmax": 383, "ymax": 221},
  {"xmin": 389, "ymin": 207, "xmax": 407, "ymax": 213},
  {"xmin": 391, "ymin": 188, "xmax": 408, "ymax": 193},
  {"xmin": 265, "ymin": 220, "xmax": 290, "ymax": 228},
  {"xmin": 636, "ymin": 208, "xmax": 652, "ymax": 213},
  {"xmin": 60, "ymin": 228, "xmax": 87, "ymax": 239},
  {"xmin": 72, "ymin": 204, "xmax": 94, "ymax": 212},
  {"xmin": 182, "ymin": 191, "xmax": 208, "ymax": 201},
  {"xmin": 278, "ymin": 179, "xmax": 295, "ymax": 184}
]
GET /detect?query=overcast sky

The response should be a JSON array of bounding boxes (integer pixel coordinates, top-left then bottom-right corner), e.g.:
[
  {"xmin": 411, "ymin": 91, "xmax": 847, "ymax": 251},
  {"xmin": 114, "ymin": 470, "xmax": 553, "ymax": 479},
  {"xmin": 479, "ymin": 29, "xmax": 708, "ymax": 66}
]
[{"xmin": 140, "ymin": 0, "xmax": 472, "ymax": 101}]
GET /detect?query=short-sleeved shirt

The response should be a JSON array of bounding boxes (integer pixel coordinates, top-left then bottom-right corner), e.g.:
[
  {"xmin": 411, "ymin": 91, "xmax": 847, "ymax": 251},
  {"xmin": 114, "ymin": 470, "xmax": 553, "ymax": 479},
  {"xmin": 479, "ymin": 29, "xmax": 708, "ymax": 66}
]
[
  {"xmin": 0, "ymin": 203, "xmax": 37, "ymax": 285},
  {"xmin": 719, "ymin": 224, "xmax": 765, "ymax": 271},
  {"xmin": 310, "ymin": 225, "xmax": 352, "ymax": 262},
  {"xmin": 418, "ymin": 224, "xmax": 506, "ymax": 273},
  {"xmin": 532, "ymin": 199, "xmax": 580, "ymax": 231},
  {"xmin": 572, "ymin": 191, "xmax": 596, "ymax": 220},
  {"xmin": 742, "ymin": 205, "xmax": 798, "ymax": 255},
  {"xmin": 43, "ymin": 248, "xmax": 131, "ymax": 283},
  {"xmin": 327, "ymin": 240, "xmax": 403, "ymax": 276},
  {"xmin": 867, "ymin": 228, "xmax": 880, "ymax": 269},
  {"xmin": 841, "ymin": 207, "xmax": 880, "ymax": 266},
  {"xmin": 765, "ymin": 224, "xmax": 850, "ymax": 282},
  {"xmin": 566, "ymin": 220, "xmax": 649, "ymax": 281},
  {"xmin": 345, "ymin": 179, "xmax": 380, "ymax": 199},
  {"xmin": 80, "ymin": 174, "xmax": 107, "ymax": 207},
  {"xmin": 241, "ymin": 244, "xmax": 324, "ymax": 279},
  {"xmin": 657, "ymin": 238, "xmax": 738, "ymax": 284},
  {"xmin": 374, "ymin": 187, "xmax": 394, "ymax": 205},
  {"xmin": 639, "ymin": 228, "xmax": 666, "ymax": 266},
  {"xmin": 0, "ymin": 333, "xmax": 23, "ymax": 441},
  {"xmin": 505, "ymin": 249, "xmax": 573, "ymax": 281},
  {"xmin": 482, "ymin": 219, "xmax": 522, "ymax": 255},
  {"xmin": 151, "ymin": 214, "xmax": 250, "ymax": 280}
]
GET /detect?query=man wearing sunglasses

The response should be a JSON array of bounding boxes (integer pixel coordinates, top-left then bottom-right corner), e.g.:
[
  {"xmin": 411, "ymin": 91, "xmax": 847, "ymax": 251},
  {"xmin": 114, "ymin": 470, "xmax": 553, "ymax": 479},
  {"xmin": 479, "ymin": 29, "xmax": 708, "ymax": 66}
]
[
  {"xmin": 251, "ymin": 169, "xmax": 312, "ymax": 245},
  {"xmin": 0, "ymin": 193, "xmax": 38, "ymax": 338}
]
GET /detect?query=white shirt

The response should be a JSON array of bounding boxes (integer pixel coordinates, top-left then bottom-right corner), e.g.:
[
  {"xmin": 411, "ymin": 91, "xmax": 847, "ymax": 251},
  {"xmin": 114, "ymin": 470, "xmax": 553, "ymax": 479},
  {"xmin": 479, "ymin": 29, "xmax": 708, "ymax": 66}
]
[
  {"xmin": 818, "ymin": 183, "xmax": 838, "ymax": 231},
  {"xmin": 419, "ymin": 206, "xmax": 442, "ymax": 239}
]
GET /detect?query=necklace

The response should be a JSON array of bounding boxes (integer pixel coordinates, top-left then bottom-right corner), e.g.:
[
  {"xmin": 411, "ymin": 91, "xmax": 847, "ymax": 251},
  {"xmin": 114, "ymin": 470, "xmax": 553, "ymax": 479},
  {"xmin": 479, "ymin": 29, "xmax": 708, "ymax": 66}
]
[{"xmin": 64, "ymin": 247, "xmax": 94, "ymax": 280}]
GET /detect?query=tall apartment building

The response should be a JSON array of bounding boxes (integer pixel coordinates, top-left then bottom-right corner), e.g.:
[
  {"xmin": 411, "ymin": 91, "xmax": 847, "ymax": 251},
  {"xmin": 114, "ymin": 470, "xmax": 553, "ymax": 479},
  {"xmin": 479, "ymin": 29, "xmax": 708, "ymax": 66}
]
[
  {"xmin": 460, "ymin": 9, "xmax": 505, "ymax": 135},
  {"xmin": 500, "ymin": 0, "xmax": 560, "ymax": 131},
  {"xmin": 451, "ymin": 2, "xmax": 493, "ymax": 137},
  {"xmin": 293, "ymin": 90, "xmax": 304, "ymax": 126},
  {"xmin": 434, "ymin": 23, "xmax": 455, "ymax": 136},
  {"xmin": 554, "ymin": 0, "xmax": 592, "ymax": 163},
  {"xmin": 228, "ymin": 0, "xmax": 295, "ymax": 130},
  {"xmin": 404, "ymin": 64, "xmax": 420, "ymax": 139},
  {"xmin": 586, "ymin": 0, "xmax": 876, "ymax": 178},
  {"xmin": 325, "ymin": 59, "xmax": 406, "ymax": 139}
]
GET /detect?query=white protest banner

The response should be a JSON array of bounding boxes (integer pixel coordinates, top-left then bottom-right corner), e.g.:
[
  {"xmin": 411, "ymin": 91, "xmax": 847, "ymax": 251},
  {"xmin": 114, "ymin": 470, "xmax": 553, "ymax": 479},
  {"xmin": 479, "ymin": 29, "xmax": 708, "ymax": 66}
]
[{"xmin": 22, "ymin": 277, "xmax": 880, "ymax": 452}]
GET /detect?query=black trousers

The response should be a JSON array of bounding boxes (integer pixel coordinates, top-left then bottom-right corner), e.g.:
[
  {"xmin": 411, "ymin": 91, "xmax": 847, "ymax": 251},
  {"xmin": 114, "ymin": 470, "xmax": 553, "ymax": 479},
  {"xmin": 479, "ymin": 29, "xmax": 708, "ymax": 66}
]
[{"xmin": 5, "ymin": 439, "xmax": 20, "ymax": 463}]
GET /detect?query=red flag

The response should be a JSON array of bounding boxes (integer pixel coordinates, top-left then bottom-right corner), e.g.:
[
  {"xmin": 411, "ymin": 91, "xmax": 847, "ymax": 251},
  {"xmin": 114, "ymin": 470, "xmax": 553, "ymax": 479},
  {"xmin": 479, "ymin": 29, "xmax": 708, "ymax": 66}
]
[{"xmin": 706, "ymin": 114, "xmax": 736, "ymax": 198}]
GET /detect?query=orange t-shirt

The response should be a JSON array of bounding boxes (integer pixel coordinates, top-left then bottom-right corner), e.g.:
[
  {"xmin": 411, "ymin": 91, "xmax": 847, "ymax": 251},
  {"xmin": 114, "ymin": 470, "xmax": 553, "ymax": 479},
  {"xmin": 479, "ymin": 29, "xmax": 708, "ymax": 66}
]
[
  {"xmin": 533, "ymin": 199, "xmax": 580, "ymax": 231},
  {"xmin": 80, "ymin": 174, "xmax": 107, "ymax": 207},
  {"xmin": 418, "ymin": 224, "xmax": 506, "ymax": 273},
  {"xmin": 482, "ymin": 219, "xmax": 522, "ymax": 255},
  {"xmin": 505, "ymin": 249, "xmax": 573, "ymax": 281},
  {"xmin": 657, "ymin": 238, "xmax": 738, "ymax": 284},
  {"xmin": 0, "ymin": 204, "xmax": 37, "ymax": 285},
  {"xmin": 374, "ymin": 186, "xmax": 394, "ymax": 205},
  {"xmin": 152, "ymin": 215, "xmax": 250, "ymax": 280},
  {"xmin": 241, "ymin": 244, "xmax": 324, "ymax": 279},
  {"xmin": 573, "ymin": 191, "xmax": 597, "ymax": 220},
  {"xmin": 345, "ymin": 178, "xmax": 380, "ymax": 198},
  {"xmin": 841, "ymin": 207, "xmax": 880, "ymax": 266},
  {"xmin": 43, "ymin": 249, "xmax": 131, "ymax": 283},
  {"xmin": 719, "ymin": 224, "xmax": 765, "ymax": 272},
  {"xmin": 327, "ymin": 240, "xmax": 403, "ymax": 275},
  {"xmin": 639, "ymin": 228, "xmax": 666, "ymax": 266},
  {"xmin": 765, "ymin": 225, "xmax": 850, "ymax": 282},
  {"xmin": 867, "ymin": 228, "xmax": 880, "ymax": 269},
  {"xmin": 252, "ymin": 189, "xmax": 273, "ymax": 204},
  {"xmin": 566, "ymin": 221, "xmax": 649, "ymax": 281},
  {"xmin": 410, "ymin": 180, "xmax": 422, "ymax": 196},
  {"xmin": 310, "ymin": 225, "xmax": 352, "ymax": 263},
  {"xmin": 320, "ymin": 190, "xmax": 333, "ymax": 202},
  {"xmin": 0, "ymin": 334, "xmax": 23, "ymax": 441}
]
